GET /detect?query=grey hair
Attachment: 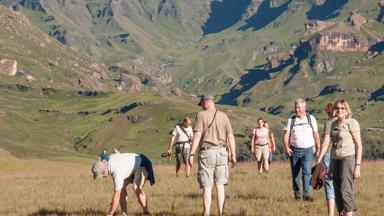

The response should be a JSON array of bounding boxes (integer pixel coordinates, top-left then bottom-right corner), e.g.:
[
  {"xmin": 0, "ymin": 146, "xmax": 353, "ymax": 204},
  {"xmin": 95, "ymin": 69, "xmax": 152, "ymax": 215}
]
[{"xmin": 295, "ymin": 98, "xmax": 306, "ymax": 107}]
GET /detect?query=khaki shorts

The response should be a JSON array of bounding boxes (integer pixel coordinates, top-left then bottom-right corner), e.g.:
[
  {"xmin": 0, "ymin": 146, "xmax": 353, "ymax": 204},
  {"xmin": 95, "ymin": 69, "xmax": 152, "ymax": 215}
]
[
  {"xmin": 126, "ymin": 167, "xmax": 148, "ymax": 189},
  {"xmin": 254, "ymin": 144, "xmax": 269, "ymax": 162},
  {"xmin": 176, "ymin": 146, "xmax": 190, "ymax": 165},
  {"xmin": 198, "ymin": 147, "xmax": 229, "ymax": 189}
]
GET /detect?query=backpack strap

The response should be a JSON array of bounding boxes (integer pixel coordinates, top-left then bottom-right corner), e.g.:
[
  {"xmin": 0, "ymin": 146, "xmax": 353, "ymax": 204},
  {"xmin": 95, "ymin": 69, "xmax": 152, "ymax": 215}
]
[
  {"xmin": 289, "ymin": 115, "xmax": 296, "ymax": 131},
  {"xmin": 208, "ymin": 109, "xmax": 218, "ymax": 129},
  {"xmin": 288, "ymin": 115, "xmax": 296, "ymax": 144},
  {"xmin": 306, "ymin": 114, "xmax": 314, "ymax": 131},
  {"xmin": 178, "ymin": 124, "xmax": 192, "ymax": 143}
]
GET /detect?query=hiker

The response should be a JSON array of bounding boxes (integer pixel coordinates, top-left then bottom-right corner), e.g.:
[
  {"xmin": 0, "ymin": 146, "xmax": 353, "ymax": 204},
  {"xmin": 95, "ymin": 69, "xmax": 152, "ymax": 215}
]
[
  {"xmin": 283, "ymin": 98, "xmax": 320, "ymax": 201},
  {"xmin": 99, "ymin": 149, "xmax": 109, "ymax": 161},
  {"xmin": 166, "ymin": 117, "xmax": 193, "ymax": 177},
  {"xmin": 317, "ymin": 103, "xmax": 336, "ymax": 216},
  {"xmin": 91, "ymin": 153, "xmax": 155, "ymax": 216},
  {"xmin": 316, "ymin": 99, "xmax": 362, "ymax": 216},
  {"xmin": 264, "ymin": 120, "xmax": 276, "ymax": 165},
  {"xmin": 188, "ymin": 94, "xmax": 236, "ymax": 216},
  {"xmin": 251, "ymin": 118, "xmax": 270, "ymax": 173}
]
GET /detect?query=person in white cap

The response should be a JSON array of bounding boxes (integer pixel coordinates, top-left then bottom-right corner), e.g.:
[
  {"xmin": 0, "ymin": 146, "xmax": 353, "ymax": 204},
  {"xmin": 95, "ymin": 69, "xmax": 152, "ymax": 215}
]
[{"xmin": 91, "ymin": 153, "xmax": 155, "ymax": 216}]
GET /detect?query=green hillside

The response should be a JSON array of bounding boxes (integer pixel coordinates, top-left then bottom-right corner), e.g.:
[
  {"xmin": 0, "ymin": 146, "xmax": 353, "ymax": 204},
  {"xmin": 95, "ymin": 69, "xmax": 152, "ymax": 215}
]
[
  {"xmin": 0, "ymin": 0, "xmax": 383, "ymax": 160},
  {"xmin": 0, "ymin": 86, "xmax": 281, "ymax": 161}
]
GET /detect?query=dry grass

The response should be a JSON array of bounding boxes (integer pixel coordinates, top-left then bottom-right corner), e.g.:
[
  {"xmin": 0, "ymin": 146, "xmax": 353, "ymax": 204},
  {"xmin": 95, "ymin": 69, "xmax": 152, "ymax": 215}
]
[{"xmin": 0, "ymin": 158, "xmax": 383, "ymax": 216}]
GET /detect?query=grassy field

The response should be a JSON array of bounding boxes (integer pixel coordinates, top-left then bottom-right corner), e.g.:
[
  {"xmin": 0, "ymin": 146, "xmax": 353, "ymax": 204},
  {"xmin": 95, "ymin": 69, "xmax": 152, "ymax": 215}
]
[{"xmin": 0, "ymin": 153, "xmax": 383, "ymax": 216}]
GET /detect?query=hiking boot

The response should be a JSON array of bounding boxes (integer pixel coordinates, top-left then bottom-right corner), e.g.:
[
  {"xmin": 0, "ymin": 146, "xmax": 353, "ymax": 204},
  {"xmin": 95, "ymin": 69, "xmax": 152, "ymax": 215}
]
[{"xmin": 303, "ymin": 196, "xmax": 314, "ymax": 202}]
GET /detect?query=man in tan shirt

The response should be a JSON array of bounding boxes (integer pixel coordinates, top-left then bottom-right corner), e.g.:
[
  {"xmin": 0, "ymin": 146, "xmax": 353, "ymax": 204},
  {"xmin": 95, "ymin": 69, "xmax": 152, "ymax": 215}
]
[{"xmin": 189, "ymin": 94, "xmax": 236, "ymax": 216}]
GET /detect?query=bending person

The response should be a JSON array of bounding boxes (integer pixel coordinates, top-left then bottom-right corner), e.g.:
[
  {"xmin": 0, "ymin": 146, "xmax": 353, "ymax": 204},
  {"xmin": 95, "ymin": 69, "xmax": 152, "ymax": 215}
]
[{"xmin": 91, "ymin": 153, "xmax": 155, "ymax": 216}]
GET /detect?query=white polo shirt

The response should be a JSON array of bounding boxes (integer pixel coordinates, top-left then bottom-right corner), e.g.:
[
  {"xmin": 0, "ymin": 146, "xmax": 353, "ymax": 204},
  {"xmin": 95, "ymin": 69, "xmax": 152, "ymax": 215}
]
[
  {"xmin": 108, "ymin": 153, "xmax": 141, "ymax": 191},
  {"xmin": 284, "ymin": 115, "xmax": 318, "ymax": 148}
]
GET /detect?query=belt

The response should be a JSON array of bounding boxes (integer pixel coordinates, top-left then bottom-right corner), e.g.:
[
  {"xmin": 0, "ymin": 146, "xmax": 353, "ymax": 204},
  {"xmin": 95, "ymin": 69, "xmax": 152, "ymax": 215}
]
[
  {"xmin": 200, "ymin": 143, "xmax": 226, "ymax": 151},
  {"xmin": 256, "ymin": 143, "xmax": 268, "ymax": 146},
  {"xmin": 175, "ymin": 141, "xmax": 191, "ymax": 144}
]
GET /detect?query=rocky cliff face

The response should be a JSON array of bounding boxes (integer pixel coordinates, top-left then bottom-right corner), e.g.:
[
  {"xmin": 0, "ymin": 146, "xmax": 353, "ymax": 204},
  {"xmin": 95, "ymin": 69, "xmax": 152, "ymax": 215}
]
[
  {"xmin": 0, "ymin": 59, "xmax": 17, "ymax": 76},
  {"xmin": 348, "ymin": 12, "xmax": 367, "ymax": 29},
  {"xmin": 309, "ymin": 32, "xmax": 370, "ymax": 52},
  {"xmin": 304, "ymin": 20, "xmax": 336, "ymax": 35},
  {"xmin": 242, "ymin": 0, "xmax": 263, "ymax": 20},
  {"xmin": 119, "ymin": 73, "xmax": 143, "ymax": 92},
  {"xmin": 310, "ymin": 51, "xmax": 335, "ymax": 73}
]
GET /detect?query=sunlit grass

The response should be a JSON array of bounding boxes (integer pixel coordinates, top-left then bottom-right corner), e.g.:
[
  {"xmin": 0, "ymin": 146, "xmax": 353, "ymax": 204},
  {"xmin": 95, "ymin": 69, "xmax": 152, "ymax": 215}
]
[{"xmin": 0, "ymin": 158, "xmax": 382, "ymax": 215}]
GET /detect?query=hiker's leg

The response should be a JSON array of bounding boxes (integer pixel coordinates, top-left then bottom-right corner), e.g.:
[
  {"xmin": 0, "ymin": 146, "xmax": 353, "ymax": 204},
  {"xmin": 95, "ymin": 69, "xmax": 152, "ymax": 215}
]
[
  {"xmin": 324, "ymin": 153, "xmax": 335, "ymax": 216},
  {"xmin": 343, "ymin": 211, "xmax": 353, "ymax": 216},
  {"xmin": 215, "ymin": 184, "xmax": 225, "ymax": 216},
  {"xmin": 255, "ymin": 147, "xmax": 263, "ymax": 173},
  {"xmin": 184, "ymin": 148, "xmax": 191, "ymax": 177},
  {"xmin": 185, "ymin": 163, "xmax": 191, "ymax": 177},
  {"xmin": 213, "ymin": 148, "xmax": 229, "ymax": 216},
  {"xmin": 119, "ymin": 186, "xmax": 128, "ymax": 215},
  {"xmin": 175, "ymin": 147, "xmax": 182, "ymax": 176},
  {"xmin": 339, "ymin": 156, "xmax": 357, "ymax": 214},
  {"xmin": 301, "ymin": 147, "xmax": 313, "ymax": 198},
  {"xmin": 257, "ymin": 161, "xmax": 263, "ymax": 173},
  {"xmin": 333, "ymin": 159, "xmax": 344, "ymax": 213},
  {"xmin": 132, "ymin": 168, "xmax": 149, "ymax": 214},
  {"xmin": 262, "ymin": 149, "xmax": 269, "ymax": 172},
  {"xmin": 202, "ymin": 187, "xmax": 212, "ymax": 216},
  {"xmin": 268, "ymin": 150, "xmax": 272, "ymax": 165},
  {"xmin": 290, "ymin": 148, "xmax": 301, "ymax": 198},
  {"xmin": 327, "ymin": 199, "xmax": 335, "ymax": 216}
]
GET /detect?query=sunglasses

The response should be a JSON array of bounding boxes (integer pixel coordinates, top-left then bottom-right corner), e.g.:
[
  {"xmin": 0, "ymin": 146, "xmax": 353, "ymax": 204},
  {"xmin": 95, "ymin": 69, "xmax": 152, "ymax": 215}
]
[{"xmin": 334, "ymin": 107, "xmax": 346, "ymax": 110}]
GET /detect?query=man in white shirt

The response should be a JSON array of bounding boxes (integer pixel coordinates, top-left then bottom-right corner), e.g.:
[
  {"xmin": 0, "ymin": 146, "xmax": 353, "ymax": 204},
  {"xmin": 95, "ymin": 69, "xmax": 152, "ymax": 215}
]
[
  {"xmin": 92, "ymin": 153, "xmax": 155, "ymax": 216},
  {"xmin": 283, "ymin": 98, "xmax": 320, "ymax": 201},
  {"xmin": 166, "ymin": 117, "xmax": 193, "ymax": 177}
]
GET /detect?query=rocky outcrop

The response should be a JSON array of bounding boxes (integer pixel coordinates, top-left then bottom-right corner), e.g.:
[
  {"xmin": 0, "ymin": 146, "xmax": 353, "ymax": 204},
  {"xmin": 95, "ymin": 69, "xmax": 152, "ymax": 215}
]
[
  {"xmin": 310, "ymin": 51, "xmax": 335, "ymax": 73},
  {"xmin": 265, "ymin": 53, "xmax": 291, "ymax": 70},
  {"xmin": 158, "ymin": 0, "xmax": 178, "ymax": 18},
  {"xmin": 242, "ymin": 0, "xmax": 263, "ymax": 20},
  {"xmin": 309, "ymin": 32, "xmax": 370, "ymax": 52},
  {"xmin": 270, "ymin": 0, "xmax": 290, "ymax": 8},
  {"xmin": 171, "ymin": 87, "xmax": 182, "ymax": 96},
  {"xmin": 49, "ymin": 25, "xmax": 66, "ymax": 44},
  {"xmin": 119, "ymin": 73, "xmax": 143, "ymax": 92},
  {"xmin": 71, "ymin": 75, "xmax": 105, "ymax": 91},
  {"xmin": 127, "ymin": 115, "xmax": 145, "ymax": 123},
  {"xmin": 348, "ymin": 12, "xmax": 367, "ymax": 29},
  {"xmin": 0, "ymin": 59, "xmax": 17, "ymax": 76},
  {"xmin": 304, "ymin": 20, "xmax": 336, "ymax": 35},
  {"xmin": 379, "ymin": 1, "xmax": 384, "ymax": 23},
  {"xmin": 288, "ymin": 0, "xmax": 311, "ymax": 14},
  {"xmin": 260, "ymin": 104, "xmax": 285, "ymax": 115},
  {"xmin": 263, "ymin": 42, "xmax": 282, "ymax": 54}
]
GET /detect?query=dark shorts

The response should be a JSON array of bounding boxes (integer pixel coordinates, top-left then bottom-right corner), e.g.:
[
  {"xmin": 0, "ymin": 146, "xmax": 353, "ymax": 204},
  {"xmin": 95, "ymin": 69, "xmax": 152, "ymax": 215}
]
[{"xmin": 176, "ymin": 146, "xmax": 190, "ymax": 165}]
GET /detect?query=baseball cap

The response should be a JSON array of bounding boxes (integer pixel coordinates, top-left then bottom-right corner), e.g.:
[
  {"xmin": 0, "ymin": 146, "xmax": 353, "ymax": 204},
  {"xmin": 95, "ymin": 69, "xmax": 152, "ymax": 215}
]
[
  {"xmin": 91, "ymin": 161, "xmax": 108, "ymax": 180},
  {"xmin": 198, "ymin": 94, "xmax": 214, "ymax": 106}
]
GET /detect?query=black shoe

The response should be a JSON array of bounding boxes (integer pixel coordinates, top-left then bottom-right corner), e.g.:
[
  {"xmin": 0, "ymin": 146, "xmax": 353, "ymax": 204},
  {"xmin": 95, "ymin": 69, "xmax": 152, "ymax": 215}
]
[
  {"xmin": 303, "ymin": 196, "xmax": 313, "ymax": 202},
  {"xmin": 294, "ymin": 196, "xmax": 301, "ymax": 201}
]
